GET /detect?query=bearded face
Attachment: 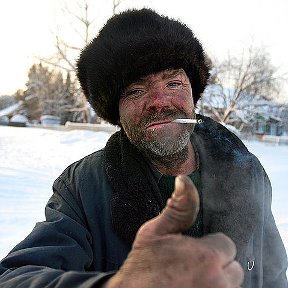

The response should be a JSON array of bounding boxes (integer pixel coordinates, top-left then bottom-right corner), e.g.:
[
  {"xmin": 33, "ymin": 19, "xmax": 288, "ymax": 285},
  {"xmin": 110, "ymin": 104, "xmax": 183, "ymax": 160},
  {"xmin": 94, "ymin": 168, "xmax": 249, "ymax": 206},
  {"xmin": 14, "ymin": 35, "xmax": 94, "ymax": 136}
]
[{"xmin": 119, "ymin": 69, "xmax": 195, "ymax": 158}]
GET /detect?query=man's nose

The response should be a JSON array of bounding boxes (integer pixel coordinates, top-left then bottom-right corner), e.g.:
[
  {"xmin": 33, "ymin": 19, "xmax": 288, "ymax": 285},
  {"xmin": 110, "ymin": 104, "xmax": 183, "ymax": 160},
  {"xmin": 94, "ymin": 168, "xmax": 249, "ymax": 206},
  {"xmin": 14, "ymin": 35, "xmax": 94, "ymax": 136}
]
[{"xmin": 146, "ymin": 85, "xmax": 171, "ymax": 110}]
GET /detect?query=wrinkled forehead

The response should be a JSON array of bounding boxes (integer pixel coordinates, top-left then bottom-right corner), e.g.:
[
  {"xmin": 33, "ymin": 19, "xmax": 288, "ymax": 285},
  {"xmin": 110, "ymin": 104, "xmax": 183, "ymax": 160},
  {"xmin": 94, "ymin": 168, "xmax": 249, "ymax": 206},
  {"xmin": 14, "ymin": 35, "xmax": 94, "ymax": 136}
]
[{"xmin": 128, "ymin": 68, "xmax": 190, "ymax": 86}]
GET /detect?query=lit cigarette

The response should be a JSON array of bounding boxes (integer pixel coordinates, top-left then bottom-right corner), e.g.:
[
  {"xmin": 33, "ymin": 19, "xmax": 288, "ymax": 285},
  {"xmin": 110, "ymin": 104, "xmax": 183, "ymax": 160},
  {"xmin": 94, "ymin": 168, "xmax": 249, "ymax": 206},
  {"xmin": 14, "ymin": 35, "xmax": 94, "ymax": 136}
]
[{"xmin": 172, "ymin": 118, "xmax": 203, "ymax": 124}]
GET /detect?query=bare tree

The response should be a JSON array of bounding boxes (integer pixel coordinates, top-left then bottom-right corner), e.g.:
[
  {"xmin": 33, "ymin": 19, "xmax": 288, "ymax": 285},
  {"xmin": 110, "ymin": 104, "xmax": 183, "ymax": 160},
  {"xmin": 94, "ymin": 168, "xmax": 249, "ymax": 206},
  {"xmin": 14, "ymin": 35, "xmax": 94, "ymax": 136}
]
[
  {"xmin": 37, "ymin": 1, "xmax": 98, "ymax": 122},
  {"xmin": 39, "ymin": 0, "xmax": 128, "ymax": 123},
  {"xmin": 202, "ymin": 46, "xmax": 285, "ymax": 127},
  {"xmin": 43, "ymin": 0, "xmax": 128, "ymax": 69},
  {"xmin": 113, "ymin": 0, "xmax": 122, "ymax": 15},
  {"xmin": 42, "ymin": 0, "xmax": 96, "ymax": 72}
]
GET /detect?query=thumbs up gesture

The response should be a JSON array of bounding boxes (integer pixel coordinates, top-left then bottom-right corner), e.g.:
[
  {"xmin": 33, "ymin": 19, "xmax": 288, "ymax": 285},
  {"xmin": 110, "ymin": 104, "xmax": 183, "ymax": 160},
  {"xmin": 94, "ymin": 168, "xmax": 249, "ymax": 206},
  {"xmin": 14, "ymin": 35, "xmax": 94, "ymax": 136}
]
[{"xmin": 104, "ymin": 175, "xmax": 244, "ymax": 288}]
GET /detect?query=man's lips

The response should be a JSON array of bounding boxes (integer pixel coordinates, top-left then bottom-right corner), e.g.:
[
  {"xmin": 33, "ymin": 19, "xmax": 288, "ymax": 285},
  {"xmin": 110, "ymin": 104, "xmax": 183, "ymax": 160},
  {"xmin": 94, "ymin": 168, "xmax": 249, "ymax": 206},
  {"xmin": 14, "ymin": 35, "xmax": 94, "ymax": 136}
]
[{"xmin": 146, "ymin": 120, "xmax": 174, "ymax": 129}]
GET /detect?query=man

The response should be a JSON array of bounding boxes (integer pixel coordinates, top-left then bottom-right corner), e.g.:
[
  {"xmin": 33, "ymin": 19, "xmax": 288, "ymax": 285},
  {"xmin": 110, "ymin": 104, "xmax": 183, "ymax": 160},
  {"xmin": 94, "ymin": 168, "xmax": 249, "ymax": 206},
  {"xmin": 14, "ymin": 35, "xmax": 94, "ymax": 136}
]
[{"xmin": 0, "ymin": 8, "xmax": 287, "ymax": 288}]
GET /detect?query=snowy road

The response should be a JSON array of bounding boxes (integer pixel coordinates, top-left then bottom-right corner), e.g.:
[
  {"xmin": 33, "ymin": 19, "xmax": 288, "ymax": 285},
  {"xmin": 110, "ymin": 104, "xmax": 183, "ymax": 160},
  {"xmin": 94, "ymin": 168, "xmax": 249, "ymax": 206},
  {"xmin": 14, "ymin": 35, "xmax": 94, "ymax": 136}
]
[{"xmin": 0, "ymin": 125, "xmax": 287, "ymax": 263}]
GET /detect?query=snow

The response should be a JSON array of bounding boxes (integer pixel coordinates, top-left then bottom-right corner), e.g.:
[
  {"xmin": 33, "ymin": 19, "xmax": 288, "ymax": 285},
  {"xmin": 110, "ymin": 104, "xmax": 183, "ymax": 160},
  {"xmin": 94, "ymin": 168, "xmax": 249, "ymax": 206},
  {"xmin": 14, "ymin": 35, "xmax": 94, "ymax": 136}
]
[
  {"xmin": 0, "ymin": 102, "xmax": 22, "ymax": 117},
  {"xmin": 0, "ymin": 126, "xmax": 111, "ymax": 259},
  {"xmin": 0, "ymin": 126, "xmax": 288, "ymax": 266}
]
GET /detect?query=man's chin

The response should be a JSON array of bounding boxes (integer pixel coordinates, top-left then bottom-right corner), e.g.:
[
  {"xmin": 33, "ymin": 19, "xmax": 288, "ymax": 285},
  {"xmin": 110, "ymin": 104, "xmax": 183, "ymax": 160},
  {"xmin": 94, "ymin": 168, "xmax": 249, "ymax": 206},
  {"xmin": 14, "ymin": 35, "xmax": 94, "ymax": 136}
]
[
  {"xmin": 140, "ymin": 133, "xmax": 184, "ymax": 155},
  {"xmin": 145, "ymin": 126, "xmax": 181, "ymax": 140},
  {"xmin": 140, "ymin": 137, "xmax": 187, "ymax": 158}
]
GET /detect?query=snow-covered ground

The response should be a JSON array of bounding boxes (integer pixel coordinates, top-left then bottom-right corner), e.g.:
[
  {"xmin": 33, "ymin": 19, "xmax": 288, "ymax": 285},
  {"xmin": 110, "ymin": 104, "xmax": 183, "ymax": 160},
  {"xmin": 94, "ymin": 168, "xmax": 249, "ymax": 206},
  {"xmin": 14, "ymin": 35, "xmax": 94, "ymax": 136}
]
[{"xmin": 0, "ymin": 125, "xmax": 287, "ymax": 263}]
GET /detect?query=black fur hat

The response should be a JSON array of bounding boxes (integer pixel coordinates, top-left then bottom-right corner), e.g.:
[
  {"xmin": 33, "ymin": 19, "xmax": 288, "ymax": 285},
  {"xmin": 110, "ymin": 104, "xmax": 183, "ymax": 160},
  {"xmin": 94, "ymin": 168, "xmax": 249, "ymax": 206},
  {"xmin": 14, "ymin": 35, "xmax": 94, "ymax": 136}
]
[{"xmin": 77, "ymin": 8, "xmax": 210, "ymax": 125}]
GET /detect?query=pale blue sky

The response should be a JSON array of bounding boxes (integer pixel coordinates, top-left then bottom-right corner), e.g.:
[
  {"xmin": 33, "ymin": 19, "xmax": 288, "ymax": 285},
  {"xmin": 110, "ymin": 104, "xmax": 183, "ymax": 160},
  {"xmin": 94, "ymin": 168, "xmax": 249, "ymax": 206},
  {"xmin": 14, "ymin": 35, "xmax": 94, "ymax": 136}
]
[{"xmin": 1, "ymin": 0, "xmax": 288, "ymax": 99}]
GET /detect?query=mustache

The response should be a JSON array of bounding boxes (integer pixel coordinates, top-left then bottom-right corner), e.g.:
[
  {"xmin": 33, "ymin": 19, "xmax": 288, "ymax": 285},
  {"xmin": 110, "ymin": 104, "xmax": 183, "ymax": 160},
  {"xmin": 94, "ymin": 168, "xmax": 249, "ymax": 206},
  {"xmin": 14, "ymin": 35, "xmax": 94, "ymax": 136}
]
[{"xmin": 140, "ymin": 109, "xmax": 187, "ymax": 127}]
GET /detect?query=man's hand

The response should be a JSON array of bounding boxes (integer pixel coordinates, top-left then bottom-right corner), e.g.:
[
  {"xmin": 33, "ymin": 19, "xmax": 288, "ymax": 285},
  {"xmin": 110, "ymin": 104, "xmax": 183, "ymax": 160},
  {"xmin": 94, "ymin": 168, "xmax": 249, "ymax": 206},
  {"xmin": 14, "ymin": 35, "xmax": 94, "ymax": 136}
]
[{"xmin": 104, "ymin": 175, "xmax": 244, "ymax": 288}]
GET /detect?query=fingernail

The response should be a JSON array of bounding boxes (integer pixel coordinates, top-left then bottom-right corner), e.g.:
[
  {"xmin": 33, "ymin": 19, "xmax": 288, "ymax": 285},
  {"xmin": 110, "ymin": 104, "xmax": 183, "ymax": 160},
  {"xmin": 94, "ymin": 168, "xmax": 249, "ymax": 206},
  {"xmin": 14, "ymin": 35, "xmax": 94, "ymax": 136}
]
[{"xmin": 174, "ymin": 176, "xmax": 185, "ymax": 196}]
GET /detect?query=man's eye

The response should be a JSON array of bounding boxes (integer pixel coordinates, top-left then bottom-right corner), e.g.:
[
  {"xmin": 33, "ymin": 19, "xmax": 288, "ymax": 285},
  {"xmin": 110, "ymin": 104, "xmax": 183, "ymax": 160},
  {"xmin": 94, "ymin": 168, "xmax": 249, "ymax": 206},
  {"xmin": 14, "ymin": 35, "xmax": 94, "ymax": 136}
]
[
  {"xmin": 167, "ymin": 81, "xmax": 182, "ymax": 88},
  {"xmin": 124, "ymin": 89, "xmax": 144, "ymax": 99}
]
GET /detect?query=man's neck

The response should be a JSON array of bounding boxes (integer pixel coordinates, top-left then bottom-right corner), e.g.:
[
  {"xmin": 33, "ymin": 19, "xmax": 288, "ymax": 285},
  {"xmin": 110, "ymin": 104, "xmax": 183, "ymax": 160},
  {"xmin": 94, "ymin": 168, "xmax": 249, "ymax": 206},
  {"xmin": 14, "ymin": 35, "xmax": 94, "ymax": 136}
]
[{"xmin": 144, "ymin": 141, "xmax": 197, "ymax": 176}]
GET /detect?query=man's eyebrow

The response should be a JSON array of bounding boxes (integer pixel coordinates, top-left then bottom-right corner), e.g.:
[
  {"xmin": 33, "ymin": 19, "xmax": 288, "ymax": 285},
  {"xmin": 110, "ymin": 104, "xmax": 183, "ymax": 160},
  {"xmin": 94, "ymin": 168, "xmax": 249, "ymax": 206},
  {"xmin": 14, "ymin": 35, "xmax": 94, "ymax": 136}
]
[
  {"xmin": 126, "ymin": 78, "xmax": 146, "ymax": 86},
  {"xmin": 162, "ymin": 69, "xmax": 184, "ymax": 80},
  {"xmin": 125, "ymin": 69, "xmax": 184, "ymax": 88}
]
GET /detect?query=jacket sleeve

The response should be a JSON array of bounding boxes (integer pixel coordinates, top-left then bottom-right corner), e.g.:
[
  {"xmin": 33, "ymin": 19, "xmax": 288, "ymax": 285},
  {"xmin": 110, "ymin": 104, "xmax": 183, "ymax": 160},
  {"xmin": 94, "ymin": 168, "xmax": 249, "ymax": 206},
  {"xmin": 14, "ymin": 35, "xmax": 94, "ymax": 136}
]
[
  {"xmin": 0, "ymin": 176, "xmax": 115, "ymax": 288},
  {"xmin": 262, "ymin": 174, "xmax": 288, "ymax": 288}
]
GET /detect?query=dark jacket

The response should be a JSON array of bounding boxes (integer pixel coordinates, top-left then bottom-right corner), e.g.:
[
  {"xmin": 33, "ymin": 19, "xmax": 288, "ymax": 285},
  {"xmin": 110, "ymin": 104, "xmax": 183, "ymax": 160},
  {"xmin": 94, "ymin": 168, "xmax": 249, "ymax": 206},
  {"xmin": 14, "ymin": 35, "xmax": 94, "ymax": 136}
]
[{"xmin": 0, "ymin": 116, "xmax": 287, "ymax": 287}]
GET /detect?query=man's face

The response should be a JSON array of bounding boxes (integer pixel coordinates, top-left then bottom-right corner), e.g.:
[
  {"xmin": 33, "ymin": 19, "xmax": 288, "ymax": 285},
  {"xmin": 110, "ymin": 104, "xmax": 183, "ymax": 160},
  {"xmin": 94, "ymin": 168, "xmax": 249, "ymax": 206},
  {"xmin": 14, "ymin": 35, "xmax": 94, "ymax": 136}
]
[{"xmin": 119, "ymin": 68, "xmax": 195, "ymax": 157}]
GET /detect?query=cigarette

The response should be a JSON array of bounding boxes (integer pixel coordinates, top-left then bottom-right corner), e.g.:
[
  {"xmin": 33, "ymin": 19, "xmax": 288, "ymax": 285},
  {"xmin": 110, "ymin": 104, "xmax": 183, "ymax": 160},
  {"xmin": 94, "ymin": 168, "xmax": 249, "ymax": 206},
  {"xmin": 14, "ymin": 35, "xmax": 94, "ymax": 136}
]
[{"xmin": 172, "ymin": 118, "xmax": 203, "ymax": 124}]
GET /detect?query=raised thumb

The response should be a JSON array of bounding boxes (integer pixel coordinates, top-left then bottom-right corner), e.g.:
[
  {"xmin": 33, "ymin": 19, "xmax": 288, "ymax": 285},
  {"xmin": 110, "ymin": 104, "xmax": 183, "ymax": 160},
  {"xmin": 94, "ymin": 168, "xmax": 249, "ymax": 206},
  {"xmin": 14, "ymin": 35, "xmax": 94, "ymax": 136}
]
[{"xmin": 137, "ymin": 175, "xmax": 200, "ymax": 238}]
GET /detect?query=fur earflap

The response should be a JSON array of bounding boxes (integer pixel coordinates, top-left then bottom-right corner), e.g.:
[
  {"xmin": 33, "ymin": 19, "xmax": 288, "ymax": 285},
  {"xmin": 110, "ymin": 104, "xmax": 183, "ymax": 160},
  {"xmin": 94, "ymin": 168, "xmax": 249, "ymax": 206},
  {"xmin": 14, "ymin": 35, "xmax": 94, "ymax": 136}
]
[{"xmin": 77, "ymin": 8, "xmax": 210, "ymax": 125}]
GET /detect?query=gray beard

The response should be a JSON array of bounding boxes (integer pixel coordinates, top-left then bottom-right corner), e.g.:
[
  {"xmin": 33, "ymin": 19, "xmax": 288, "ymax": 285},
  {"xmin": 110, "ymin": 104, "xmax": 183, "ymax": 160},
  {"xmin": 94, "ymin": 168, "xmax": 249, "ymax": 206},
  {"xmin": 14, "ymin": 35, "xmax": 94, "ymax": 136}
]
[
  {"xmin": 120, "ymin": 108, "xmax": 195, "ymax": 166},
  {"xmin": 139, "ymin": 127, "xmax": 192, "ymax": 157},
  {"xmin": 122, "ymin": 123, "xmax": 195, "ymax": 171}
]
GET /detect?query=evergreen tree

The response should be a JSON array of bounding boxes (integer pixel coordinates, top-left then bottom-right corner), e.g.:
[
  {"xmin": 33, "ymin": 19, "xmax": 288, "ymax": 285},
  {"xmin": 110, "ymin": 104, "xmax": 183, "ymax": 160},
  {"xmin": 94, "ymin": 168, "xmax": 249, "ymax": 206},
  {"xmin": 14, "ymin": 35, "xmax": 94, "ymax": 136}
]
[{"xmin": 24, "ymin": 63, "xmax": 78, "ymax": 123}]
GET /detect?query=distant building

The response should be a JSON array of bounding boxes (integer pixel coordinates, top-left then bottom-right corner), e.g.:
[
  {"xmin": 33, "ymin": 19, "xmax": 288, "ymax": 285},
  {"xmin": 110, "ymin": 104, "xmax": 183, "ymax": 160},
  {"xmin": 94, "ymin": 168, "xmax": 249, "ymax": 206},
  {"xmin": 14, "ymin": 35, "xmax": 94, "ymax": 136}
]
[
  {"xmin": 253, "ymin": 114, "xmax": 283, "ymax": 136},
  {"xmin": 201, "ymin": 85, "xmax": 288, "ymax": 136}
]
